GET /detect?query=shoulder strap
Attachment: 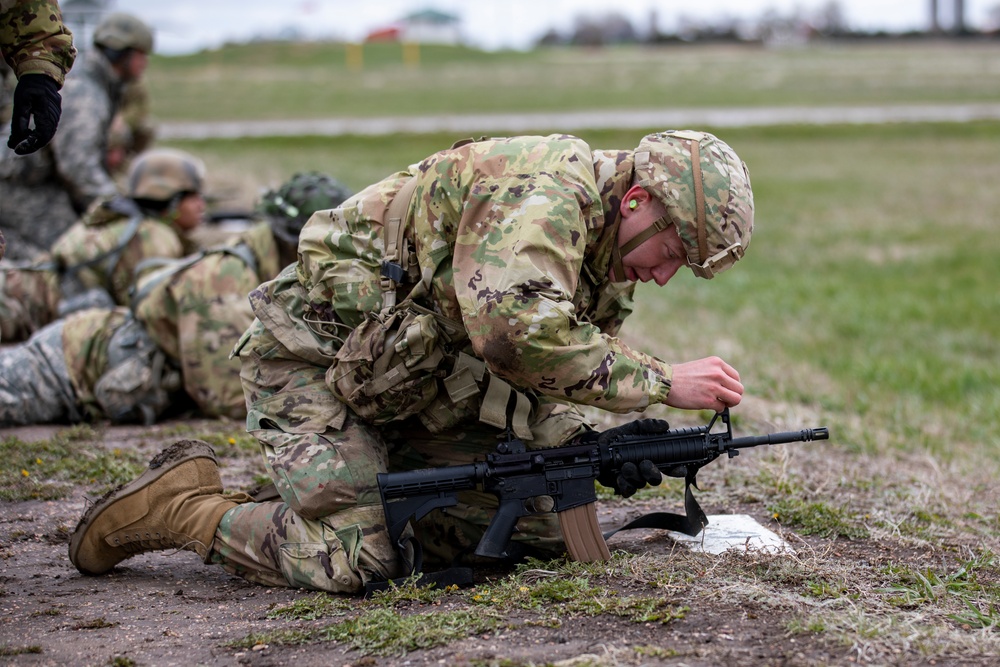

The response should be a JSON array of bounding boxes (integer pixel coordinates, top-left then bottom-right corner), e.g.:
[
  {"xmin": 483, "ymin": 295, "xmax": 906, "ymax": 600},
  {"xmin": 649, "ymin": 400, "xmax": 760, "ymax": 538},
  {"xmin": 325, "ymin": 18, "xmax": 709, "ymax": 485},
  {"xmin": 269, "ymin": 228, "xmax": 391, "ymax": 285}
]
[
  {"xmin": 129, "ymin": 242, "xmax": 258, "ymax": 312},
  {"xmin": 59, "ymin": 213, "xmax": 144, "ymax": 280},
  {"xmin": 380, "ymin": 177, "xmax": 420, "ymax": 311}
]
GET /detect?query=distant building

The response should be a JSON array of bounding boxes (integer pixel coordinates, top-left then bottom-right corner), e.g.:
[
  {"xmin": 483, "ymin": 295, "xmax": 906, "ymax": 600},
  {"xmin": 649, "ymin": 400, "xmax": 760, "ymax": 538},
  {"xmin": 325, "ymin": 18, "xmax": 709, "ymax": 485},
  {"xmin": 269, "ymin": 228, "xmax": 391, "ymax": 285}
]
[{"xmin": 366, "ymin": 8, "xmax": 462, "ymax": 45}]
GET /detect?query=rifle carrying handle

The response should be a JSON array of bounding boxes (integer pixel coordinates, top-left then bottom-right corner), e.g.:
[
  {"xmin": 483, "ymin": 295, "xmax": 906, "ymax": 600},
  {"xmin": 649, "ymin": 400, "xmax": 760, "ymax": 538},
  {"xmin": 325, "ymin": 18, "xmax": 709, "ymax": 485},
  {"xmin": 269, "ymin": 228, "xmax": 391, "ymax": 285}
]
[{"xmin": 559, "ymin": 502, "xmax": 612, "ymax": 562}]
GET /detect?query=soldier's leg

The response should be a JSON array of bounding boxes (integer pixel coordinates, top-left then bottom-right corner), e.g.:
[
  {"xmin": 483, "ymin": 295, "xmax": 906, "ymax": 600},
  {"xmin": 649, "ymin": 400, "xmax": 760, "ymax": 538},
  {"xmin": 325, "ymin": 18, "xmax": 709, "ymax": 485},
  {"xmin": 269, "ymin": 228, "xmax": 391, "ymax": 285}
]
[
  {"xmin": 0, "ymin": 181, "xmax": 78, "ymax": 261},
  {"xmin": 208, "ymin": 413, "xmax": 407, "ymax": 593},
  {"xmin": 70, "ymin": 417, "xmax": 409, "ymax": 594},
  {"xmin": 0, "ymin": 319, "xmax": 83, "ymax": 425},
  {"xmin": 207, "ymin": 321, "xmax": 409, "ymax": 592},
  {"xmin": 387, "ymin": 399, "xmax": 593, "ymax": 565}
]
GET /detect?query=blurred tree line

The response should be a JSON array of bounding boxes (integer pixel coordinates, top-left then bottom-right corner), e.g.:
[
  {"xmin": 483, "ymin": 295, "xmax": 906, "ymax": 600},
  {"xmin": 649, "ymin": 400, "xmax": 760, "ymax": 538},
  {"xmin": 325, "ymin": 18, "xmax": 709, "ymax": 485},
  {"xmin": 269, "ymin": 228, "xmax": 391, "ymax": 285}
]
[{"xmin": 535, "ymin": 1, "xmax": 1000, "ymax": 48}]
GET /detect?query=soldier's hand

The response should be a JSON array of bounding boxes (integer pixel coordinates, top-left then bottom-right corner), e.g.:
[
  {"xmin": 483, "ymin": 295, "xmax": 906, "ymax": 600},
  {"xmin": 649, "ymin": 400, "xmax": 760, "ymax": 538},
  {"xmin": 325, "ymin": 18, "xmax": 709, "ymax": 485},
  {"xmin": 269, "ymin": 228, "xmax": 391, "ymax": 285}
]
[
  {"xmin": 594, "ymin": 419, "xmax": 670, "ymax": 497},
  {"xmin": 8, "ymin": 74, "xmax": 62, "ymax": 155},
  {"xmin": 614, "ymin": 460, "xmax": 663, "ymax": 498},
  {"xmin": 664, "ymin": 356, "xmax": 743, "ymax": 412}
]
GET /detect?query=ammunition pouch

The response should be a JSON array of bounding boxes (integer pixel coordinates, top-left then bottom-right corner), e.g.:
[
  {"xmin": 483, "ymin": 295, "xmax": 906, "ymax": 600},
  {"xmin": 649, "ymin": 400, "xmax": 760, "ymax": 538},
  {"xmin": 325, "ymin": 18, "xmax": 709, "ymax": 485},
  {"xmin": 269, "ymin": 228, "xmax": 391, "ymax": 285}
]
[
  {"xmin": 326, "ymin": 299, "xmax": 535, "ymax": 438},
  {"xmin": 326, "ymin": 300, "xmax": 471, "ymax": 432}
]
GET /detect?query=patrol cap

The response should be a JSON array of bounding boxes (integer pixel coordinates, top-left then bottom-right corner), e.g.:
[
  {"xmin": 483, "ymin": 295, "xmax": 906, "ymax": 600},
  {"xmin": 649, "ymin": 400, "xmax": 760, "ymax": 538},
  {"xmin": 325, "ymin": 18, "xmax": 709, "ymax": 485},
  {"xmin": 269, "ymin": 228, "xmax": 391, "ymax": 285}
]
[
  {"xmin": 634, "ymin": 130, "xmax": 754, "ymax": 279},
  {"xmin": 93, "ymin": 13, "xmax": 154, "ymax": 54},
  {"xmin": 257, "ymin": 172, "xmax": 354, "ymax": 246},
  {"xmin": 127, "ymin": 148, "xmax": 205, "ymax": 202}
]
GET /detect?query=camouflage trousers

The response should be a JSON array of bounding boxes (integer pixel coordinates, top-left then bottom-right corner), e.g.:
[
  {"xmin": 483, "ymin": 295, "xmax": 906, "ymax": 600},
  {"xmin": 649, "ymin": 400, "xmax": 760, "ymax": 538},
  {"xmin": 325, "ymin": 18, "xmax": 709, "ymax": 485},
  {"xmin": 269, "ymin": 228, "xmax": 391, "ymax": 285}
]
[
  {"xmin": 213, "ymin": 322, "xmax": 592, "ymax": 593},
  {"xmin": 0, "ymin": 320, "xmax": 83, "ymax": 426},
  {"xmin": 0, "ymin": 179, "xmax": 78, "ymax": 261}
]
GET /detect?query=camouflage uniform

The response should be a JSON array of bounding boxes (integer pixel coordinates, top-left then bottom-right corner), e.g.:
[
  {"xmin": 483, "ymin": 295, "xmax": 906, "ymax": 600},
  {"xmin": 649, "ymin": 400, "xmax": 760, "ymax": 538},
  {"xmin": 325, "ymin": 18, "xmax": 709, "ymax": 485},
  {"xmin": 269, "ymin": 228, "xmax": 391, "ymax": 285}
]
[
  {"xmin": 132, "ymin": 221, "xmax": 282, "ymax": 419},
  {"xmin": 0, "ymin": 0, "xmax": 77, "ymax": 262},
  {"xmin": 0, "ymin": 306, "xmax": 180, "ymax": 426},
  {"xmin": 0, "ymin": 195, "xmax": 195, "ymax": 342},
  {"xmin": 0, "ymin": 225, "xmax": 275, "ymax": 427},
  {"xmin": 1, "ymin": 173, "xmax": 351, "ymax": 425},
  {"xmin": 216, "ymin": 134, "xmax": 690, "ymax": 593},
  {"xmin": 63, "ymin": 135, "xmax": 752, "ymax": 593},
  {"xmin": 0, "ymin": 44, "xmax": 121, "ymax": 260}
]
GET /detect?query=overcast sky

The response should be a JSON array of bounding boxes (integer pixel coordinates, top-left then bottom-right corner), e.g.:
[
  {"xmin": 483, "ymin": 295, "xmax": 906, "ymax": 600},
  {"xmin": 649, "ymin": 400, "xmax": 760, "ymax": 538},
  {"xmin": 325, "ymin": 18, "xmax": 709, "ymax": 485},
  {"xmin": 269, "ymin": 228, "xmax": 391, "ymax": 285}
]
[{"xmin": 107, "ymin": 1, "xmax": 998, "ymax": 55}]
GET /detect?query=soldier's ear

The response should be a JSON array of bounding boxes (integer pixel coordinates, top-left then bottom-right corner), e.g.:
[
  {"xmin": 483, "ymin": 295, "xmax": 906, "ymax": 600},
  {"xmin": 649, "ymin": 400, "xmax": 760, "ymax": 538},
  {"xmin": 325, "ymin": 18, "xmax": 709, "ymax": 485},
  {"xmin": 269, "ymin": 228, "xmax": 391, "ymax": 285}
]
[{"xmin": 620, "ymin": 185, "xmax": 651, "ymax": 215}]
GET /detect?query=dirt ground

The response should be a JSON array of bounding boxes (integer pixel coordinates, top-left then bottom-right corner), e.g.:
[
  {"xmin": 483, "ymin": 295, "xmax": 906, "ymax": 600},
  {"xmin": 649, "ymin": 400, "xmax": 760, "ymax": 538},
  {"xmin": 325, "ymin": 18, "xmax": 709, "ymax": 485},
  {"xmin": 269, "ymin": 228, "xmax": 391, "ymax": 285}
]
[{"xmin": 1, "ymin": 415, "xmax": 998, "ymax": 667}]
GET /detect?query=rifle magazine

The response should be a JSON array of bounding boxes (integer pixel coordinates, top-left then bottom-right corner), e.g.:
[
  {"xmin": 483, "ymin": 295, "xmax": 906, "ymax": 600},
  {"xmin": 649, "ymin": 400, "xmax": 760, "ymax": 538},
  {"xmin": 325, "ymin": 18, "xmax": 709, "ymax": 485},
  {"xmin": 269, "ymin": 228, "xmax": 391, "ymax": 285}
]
[{"xmin": 559, "ymin": 502, "xmax": 612, "ymax": 562}]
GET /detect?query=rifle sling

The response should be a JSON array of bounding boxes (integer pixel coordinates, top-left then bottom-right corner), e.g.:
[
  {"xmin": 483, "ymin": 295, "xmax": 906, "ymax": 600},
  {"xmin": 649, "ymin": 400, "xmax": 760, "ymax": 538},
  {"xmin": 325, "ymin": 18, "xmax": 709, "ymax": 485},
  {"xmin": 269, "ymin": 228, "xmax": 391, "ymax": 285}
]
[
  {"xmin": 602, "ymin": 475, "xmax": 709, "ymax": 540},
  {"xmin": 363, "ymin": 534, "xmax": 474, "ymax": 596}
]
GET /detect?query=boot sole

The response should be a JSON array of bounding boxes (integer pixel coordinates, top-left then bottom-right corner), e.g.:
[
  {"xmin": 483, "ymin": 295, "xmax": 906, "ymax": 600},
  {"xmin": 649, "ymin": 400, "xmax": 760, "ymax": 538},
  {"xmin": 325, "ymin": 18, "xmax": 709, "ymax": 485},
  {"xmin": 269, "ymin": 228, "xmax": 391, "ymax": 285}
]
[{"xmin": 69, "ymin": 439, "xmax": 218, "ymax": 574}]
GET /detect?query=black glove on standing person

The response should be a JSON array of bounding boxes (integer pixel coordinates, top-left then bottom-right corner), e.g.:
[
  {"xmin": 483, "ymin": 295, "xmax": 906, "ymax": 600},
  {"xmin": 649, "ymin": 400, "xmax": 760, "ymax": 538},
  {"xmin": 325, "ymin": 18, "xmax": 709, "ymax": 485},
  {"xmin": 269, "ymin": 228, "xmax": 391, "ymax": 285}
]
[{"xmin": 8, "ymin": 73, "xmax": 62, "ymax": 155}]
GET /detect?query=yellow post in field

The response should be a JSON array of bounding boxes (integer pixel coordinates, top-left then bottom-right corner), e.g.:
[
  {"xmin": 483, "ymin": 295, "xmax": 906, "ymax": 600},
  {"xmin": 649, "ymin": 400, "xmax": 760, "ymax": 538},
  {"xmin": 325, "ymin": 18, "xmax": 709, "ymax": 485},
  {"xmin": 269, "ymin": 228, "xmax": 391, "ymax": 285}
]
[
  {"xmin": 346, "ymin": 42, "xmax": 363, "ymax": 70},
  {"xmin": 403, "ymin": 41, "xmax": 420, "ymax": 68}
]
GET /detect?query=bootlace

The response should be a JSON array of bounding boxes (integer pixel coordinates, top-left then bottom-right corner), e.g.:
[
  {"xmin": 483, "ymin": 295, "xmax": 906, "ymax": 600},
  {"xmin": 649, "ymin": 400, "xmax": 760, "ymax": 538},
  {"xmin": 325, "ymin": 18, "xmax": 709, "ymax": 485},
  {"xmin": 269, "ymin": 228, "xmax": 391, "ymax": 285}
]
[{"xmin": 112, "ymin": 531, "xmax": 203, "ymax": 555}]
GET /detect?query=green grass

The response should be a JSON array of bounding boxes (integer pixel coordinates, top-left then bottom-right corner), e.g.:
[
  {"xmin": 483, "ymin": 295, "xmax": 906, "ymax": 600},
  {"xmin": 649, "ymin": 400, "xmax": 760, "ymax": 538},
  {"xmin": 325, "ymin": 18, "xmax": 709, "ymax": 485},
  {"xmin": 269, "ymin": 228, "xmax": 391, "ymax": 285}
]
[
  {"xmin": 236, "ymin": 554, "xmax": 687, "ymax": 657},
  {"xmin": 147, "ymin": 40, "xmax": 1000, "ymax": 122},
  {"xmin": 0, "ymin": 427, "xmax": 145, "ymax": 501}
]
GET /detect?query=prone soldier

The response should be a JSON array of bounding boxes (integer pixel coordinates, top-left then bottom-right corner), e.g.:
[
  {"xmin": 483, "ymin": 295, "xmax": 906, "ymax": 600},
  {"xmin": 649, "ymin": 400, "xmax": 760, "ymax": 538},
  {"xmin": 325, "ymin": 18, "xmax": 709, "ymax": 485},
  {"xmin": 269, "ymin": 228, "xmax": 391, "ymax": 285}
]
[
  {"xmin": 0, "ymin": 172, "xmax": 353, "ymax": 426},
  {"xmin": 0, "ymin": 147, "xmax": 206, "ymax": 342}
]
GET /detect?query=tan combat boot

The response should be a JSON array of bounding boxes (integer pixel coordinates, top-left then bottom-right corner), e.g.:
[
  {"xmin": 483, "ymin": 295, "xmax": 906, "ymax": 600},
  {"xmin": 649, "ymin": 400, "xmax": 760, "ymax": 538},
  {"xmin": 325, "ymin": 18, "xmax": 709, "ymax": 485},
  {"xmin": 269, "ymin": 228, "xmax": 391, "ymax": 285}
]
[{"xmin": 69, "ymin": 439, "xmax": 239, "ymax": 575}]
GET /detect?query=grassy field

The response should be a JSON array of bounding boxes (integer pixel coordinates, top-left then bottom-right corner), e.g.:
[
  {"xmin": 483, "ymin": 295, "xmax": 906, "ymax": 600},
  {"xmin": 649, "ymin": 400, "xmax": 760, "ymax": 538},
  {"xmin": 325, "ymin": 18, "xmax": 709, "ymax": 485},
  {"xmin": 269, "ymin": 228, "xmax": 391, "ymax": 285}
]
[
  {"xmin": 146, "ymin": 39, "xmax": 1000, "ymax": 121},
  {"xmin": 169, "ymin": 120, "xmax": 1000, "ymax": 469},
  {"xmin": 7, "ymin": 41, "xmax": 1000, "ymax": 665}
]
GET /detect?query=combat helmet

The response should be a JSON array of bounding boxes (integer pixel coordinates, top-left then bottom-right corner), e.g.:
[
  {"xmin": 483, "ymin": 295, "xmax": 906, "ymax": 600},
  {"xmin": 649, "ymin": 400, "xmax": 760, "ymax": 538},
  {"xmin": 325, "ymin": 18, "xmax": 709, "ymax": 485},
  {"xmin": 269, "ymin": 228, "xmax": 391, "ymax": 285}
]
[
  {"xmin": 127, "ymin": 148, "xmax": 205, "ymax": 204},
  {"xmin": 628, "ymin": 130, "xmax": 754, "ymax": 279},
  {"xmin": 93, "ymin": 12, "xmax": 154, "ymax": 54},
  {"xmin": 257, "ymin": 172, "xmax": 354, "ymax": 246}
]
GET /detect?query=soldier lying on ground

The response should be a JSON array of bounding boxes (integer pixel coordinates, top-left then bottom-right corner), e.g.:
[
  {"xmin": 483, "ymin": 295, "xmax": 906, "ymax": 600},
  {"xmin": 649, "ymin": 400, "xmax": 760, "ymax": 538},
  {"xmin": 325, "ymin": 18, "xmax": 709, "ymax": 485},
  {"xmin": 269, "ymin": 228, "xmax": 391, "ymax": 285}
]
[
  {"xmin": 0, "ymin": 147, "xmax": 206, "ymax": 342},
  {"xmin": 70, "ymin": 131, "xmax": 755, "ymax": 595},
  {"xmin": 0, "ymin": 172, "xmax": 352, "ymax": 426}
]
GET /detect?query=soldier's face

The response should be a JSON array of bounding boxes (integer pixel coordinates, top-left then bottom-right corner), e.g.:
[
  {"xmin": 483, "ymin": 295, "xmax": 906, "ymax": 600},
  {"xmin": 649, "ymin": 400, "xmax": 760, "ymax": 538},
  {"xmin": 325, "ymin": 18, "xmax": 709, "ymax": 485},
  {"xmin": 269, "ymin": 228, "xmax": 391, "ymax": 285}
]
[
  {"xmin": 613, "ymin": 190, "xmax": 686, "ymax": 286},
  {"xmin": 124, "ymin": 50, "xmax": 149, "ymax": 81},
  {"xmin": 173, "ymin": 193, "xmax": 205, "ymax": 231}
]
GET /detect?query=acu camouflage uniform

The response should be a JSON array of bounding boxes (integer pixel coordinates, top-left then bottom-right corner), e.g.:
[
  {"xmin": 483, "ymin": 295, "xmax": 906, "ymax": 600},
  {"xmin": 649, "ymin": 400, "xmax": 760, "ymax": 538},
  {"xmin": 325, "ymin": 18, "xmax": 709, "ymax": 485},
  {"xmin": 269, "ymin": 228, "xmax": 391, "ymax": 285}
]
[
  {"xmin": 0, "ymin": 194, "xmax": 195, "ymax": 342},
  {"xmin": 0, "ymin": 0, "xmax": 76, "ymax": 262},
  {"xmin": 0, "ymin": 38, "xmax": 123, "ymax": 260},
  {"xmin": 0, "ymin": 223, "xmax": 279, "ymax": 426},
  {"xmin": 0, "ymin": 306, "xmax": 180, "ymax": 426},
  {"xmin": 217, "ymin": 134, "xmax": 692, "ymax": 592}
]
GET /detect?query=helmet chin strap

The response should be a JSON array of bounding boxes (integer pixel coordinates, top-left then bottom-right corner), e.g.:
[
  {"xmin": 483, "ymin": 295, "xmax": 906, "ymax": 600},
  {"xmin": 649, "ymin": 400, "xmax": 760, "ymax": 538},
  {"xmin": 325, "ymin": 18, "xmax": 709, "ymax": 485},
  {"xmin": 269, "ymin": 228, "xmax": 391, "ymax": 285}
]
[
  {"xmin": 611, "ymin": 138, "xmax": 708, "ymax": 281},
  {"xmin": 610, "ymin": 214, "xmax": 672, "ymax": 281}
]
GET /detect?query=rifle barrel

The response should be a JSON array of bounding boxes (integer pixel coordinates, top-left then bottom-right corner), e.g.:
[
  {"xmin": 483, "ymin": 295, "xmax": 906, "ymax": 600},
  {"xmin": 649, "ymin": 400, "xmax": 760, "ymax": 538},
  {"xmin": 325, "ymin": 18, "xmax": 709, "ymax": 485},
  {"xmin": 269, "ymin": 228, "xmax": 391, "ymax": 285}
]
[{"xmin": 730, "ymin": 427, "xmax": 829, "ymax": 449}]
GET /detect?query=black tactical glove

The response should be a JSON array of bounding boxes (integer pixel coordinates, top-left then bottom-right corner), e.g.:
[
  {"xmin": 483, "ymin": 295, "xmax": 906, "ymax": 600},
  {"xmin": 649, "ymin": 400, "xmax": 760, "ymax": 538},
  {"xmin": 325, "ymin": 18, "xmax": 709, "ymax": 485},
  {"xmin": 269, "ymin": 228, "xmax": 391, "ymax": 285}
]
[
  {"xmin": 595, "ymin": 419, "xmax": 672, "ymax": 498},
  {"xmin": 8, "ymin": 73, "xmax": 62, "ymax": 155}
]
